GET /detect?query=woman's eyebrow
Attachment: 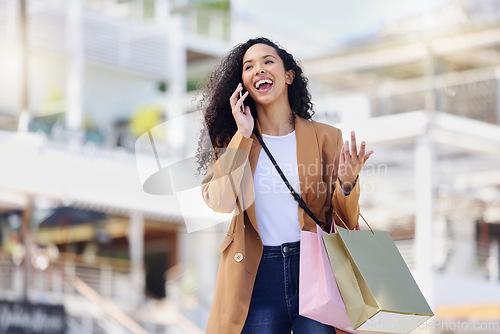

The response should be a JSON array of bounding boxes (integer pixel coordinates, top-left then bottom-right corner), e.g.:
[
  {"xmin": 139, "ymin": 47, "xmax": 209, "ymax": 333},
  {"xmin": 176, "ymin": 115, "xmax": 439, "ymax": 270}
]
[{"xmin": 243, "ymin": 54, "xmax": 277, "ymax": 66}]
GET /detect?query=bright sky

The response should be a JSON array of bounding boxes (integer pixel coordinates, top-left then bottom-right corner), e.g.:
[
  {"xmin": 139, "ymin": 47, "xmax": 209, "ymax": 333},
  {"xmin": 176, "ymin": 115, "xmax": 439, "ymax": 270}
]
[{"xmin": 236, "ymin": 0, "xmax": 451, "ymax": 44}]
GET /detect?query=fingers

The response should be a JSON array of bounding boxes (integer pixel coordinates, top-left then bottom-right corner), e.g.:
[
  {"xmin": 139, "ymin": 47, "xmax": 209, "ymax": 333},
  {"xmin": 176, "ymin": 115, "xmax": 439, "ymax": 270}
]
[
  {"xmin": 230, "ymin": 83, "xmax": 248, "ymax": 114},
  {"xmin": 339, "ymin": 141, "xmax": 346, "ymax": 165},
  {"xmin": 232, "ymin": 92, "xmax": 248, "ymax": 116},
  {"xmin": 358, "ymin": 140, "xmax": 366, "ymax": 160},
  {"xmin": 230, "ymin": 84, "xmax": 253, "ymax": 137},
  {"xmin": 343, "ymin": 140, "xmax": 350, "ymax": 162},
  {"xmin": 364, "ymin": 150, "xmax": 374, "ymax": 163},
  {"xmin": 343, "ymin": 131, "xmax": 374, "ymax": 165},
  {"xmin": 339, "ymin": 132, "xmax": 374, "ymax": 186},
  {"xmin": 238, "ymin": 91, "xmax": 249, "ymax": 114},
  {"xmin": 350, "ymin": 131, "xmax": 358, "ymax": 157},
  {"xmin": 346, "ymin": 131, "xmax": 372, "ymax": 162},
  {"xmin": 229, "ymin": 83, "xmax": 243, "ymax": 106}
]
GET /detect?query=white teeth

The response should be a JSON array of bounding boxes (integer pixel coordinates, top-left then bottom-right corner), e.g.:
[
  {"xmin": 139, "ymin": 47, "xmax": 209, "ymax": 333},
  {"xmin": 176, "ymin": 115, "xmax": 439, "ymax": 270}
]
[{"xmin": 255, "ymin": 79, "xmax": 273, "ymax": 89}]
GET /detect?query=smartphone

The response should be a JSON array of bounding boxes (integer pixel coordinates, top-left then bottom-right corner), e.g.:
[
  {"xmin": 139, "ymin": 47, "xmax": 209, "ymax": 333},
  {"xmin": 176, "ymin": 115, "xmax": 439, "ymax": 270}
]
[{"xmin": 239, "ymin": 90, "xmax": 246, "ymax": 115}]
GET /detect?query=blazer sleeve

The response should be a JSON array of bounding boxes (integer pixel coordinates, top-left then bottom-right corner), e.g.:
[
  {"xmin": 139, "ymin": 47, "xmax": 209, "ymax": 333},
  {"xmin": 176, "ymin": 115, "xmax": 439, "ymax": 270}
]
[
  {"xmin": 331, "ymin": 128, "xmax": 360, "ymax": 230},
  {"xmin": 201, "ymin": 131, "xmax": 254, "ymax": 213}
]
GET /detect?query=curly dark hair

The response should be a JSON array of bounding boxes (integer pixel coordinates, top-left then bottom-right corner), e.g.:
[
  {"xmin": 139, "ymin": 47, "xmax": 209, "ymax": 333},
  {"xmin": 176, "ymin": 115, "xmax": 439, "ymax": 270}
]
[{"xmin": 196, "ymin": 37, "xmax": 314, "ymax": 174}]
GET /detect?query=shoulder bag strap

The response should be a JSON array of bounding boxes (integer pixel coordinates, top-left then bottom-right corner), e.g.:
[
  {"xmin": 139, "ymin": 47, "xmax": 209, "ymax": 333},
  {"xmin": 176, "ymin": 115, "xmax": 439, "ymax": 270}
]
[{"xmin": 253, "ymin": 129, "xmax": 324, "ymax": 228}]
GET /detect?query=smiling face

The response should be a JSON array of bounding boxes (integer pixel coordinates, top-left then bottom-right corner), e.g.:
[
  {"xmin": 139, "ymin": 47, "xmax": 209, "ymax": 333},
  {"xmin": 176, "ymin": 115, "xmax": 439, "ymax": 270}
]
[{"xmin": 241, "ymin": 43, "xmax": 295, "ymax": 107}]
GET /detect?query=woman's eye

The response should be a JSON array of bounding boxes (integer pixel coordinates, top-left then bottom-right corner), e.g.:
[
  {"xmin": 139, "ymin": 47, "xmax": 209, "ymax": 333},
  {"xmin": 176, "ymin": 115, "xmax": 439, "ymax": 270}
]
[
  {"xmin": 244, "ymin": 65, "xmax": 253, "ymax": 71},
  {"xmin": 265, "ymin": 60, "xmax": 273, "ymax": 64}
]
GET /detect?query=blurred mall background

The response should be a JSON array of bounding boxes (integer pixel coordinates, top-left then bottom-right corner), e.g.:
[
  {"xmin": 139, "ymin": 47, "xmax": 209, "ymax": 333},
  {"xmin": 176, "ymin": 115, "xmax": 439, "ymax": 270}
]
[{"xmin": 0, "ymin": 0, "xmax": 500, "ymax": 333}]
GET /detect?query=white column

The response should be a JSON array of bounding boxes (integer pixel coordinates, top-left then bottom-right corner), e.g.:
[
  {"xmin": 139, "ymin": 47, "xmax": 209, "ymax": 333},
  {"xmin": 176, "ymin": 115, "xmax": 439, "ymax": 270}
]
[
  {"xmin": 17, "ymin": 0, "xmax": 30, "ymax": 132},
  {"xmin": 197, "ymin": 228, "xmax": 219, "ymax": 322},
  {"xmin": 128, "ymin": 211, "xmax": 145, "ymax": 299},
  {"xmin": 154, "ymin": 0, "xmax": 169, "ymax": 25},
  {"xmin": 65, "ymin": 0, "xmax": 84, "ymax": 136},
  {"xmin": 447, "ymin": 216, "xmax": 475, "ymax": 275},
  {"xmin": 166, "ymin": 11, "xmax": 187, "ymax": 154},
  {"xmin": 209, "ymin": 11, "xmax": 224, "ymax": 40},
  {"xmin": 488, "ymin": 241, "xmax": 499, "ymax": 283},
  {"xmin": 13, "ymin": 266, "xmax": 24, "ymax": 299},
  {"xmin": 496, "ymin": 66, "xmax": 500, "ymax": 125},
  {"xmin": 133, "ymin": 0, "xmax": 144, "ymax": 21},
  {"xmin": 433, "ymin": 215, "xmax": 448, "ymax": 271},
  {"xmin": 414, "ymin": 133, "xmax": 435, "ymax": 308}
]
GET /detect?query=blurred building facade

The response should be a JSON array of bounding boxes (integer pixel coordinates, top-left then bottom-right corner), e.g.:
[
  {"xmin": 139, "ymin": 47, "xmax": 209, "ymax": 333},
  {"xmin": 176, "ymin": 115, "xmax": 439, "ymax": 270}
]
[
  {"xmin": 0, "ymin": 0, "xmax": 229, "ymax": 332},
  {"xmin": 305, "ymin": 0, "xmax": 500, "ymax": 328},
  {"xmin": 0, "ymin": 0, "xmax": 499, "ymax": 333}
]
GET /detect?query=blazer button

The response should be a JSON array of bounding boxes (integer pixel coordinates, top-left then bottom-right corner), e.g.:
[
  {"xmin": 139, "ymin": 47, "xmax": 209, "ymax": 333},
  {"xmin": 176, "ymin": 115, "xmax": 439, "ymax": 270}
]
[{"xmin": 234, "ymin": 253, "xmax": 243, "ymax": 262}]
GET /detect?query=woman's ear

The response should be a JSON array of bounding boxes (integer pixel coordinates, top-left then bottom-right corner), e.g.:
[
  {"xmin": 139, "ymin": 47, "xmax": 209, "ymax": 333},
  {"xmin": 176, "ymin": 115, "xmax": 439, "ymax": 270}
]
[{"xmin": 285, "ymin": 70, "xmax": 295, "ymax": 85}]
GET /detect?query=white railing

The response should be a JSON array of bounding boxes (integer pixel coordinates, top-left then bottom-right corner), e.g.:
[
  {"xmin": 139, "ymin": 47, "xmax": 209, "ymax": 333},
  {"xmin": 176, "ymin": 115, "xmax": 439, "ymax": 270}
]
[
  {"xmin": 314, "ymin": 66, "xmax": 500, "ymax": 126},
  {"xmin": 0, "ymin": 0, "xmax": 231, "ymax": 79},
  {"xmin": 0, "ymin": 252, "xmax": 141, "ymax": 300},
  {"xmin": 0, "ymin": 252, "xmax": 144, "ymax": 333},
  {"xmin": 370, "ymin": 70, "xmax": 498, "ymax": 124},
  {"xmin": 0, "ymin": 251, "xmax": 204, "ymax": 333},
  {"xmin": 0, "ymin": 0, "xmax": 170, "ymax": 78}
]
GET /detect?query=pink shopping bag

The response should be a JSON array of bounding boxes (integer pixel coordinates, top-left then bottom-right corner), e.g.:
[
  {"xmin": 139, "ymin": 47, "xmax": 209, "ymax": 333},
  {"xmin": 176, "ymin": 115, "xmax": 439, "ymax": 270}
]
[{"xmin": 299, "ymin": 224, "xmax": 356, "ymax": 332}]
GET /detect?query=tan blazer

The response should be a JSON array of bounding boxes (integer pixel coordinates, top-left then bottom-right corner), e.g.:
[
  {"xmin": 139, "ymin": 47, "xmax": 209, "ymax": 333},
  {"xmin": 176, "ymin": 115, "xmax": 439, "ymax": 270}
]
[{"xmin": 202, "ymin": 117, "xmax": 360, "ymax": 334}]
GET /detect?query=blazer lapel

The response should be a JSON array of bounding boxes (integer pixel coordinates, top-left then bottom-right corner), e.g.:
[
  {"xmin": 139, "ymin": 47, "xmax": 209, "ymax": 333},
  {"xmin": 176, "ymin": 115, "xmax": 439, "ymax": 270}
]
[
  {"xmin": 245, "ymin": 122, "xmax": 263, "ymax": 234},
  {"xmin": 295, "ymin": 117, "xmax": 321, "ymax": 229}
]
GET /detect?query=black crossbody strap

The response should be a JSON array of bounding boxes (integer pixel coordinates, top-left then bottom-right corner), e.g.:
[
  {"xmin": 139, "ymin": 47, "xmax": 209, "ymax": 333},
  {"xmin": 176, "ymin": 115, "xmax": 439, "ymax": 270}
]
[{"xmin": 253, "ymin": 129, "xmax": 324, "ymax": 228}]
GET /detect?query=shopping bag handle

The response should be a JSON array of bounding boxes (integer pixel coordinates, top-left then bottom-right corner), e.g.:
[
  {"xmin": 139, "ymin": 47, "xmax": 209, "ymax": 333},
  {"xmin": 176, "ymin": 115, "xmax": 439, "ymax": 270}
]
[{"xmin": 331, "ymin": 212, "xmax": 374, "ymax": 235}]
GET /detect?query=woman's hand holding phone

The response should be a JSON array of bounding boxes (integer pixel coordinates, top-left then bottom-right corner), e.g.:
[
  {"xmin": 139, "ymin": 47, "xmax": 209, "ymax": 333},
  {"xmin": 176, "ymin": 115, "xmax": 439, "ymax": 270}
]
[{"xmin": 230, "ymin": 83, "xmax": 253, "ymax": 138}]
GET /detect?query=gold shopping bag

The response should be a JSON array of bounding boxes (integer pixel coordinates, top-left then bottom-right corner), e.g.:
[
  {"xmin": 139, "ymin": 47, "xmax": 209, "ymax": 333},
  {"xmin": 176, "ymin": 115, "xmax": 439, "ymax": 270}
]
[{"xmin": 322, "ymin": 216, "xmax": 433, "ymax": 334}]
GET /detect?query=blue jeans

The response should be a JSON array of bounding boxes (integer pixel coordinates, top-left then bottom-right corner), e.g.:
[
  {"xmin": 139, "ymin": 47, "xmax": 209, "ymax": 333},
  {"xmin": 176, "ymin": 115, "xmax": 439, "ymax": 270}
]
[{"xmin": 241, "ymin": 241, "xmax": 336, "ymax": 334}]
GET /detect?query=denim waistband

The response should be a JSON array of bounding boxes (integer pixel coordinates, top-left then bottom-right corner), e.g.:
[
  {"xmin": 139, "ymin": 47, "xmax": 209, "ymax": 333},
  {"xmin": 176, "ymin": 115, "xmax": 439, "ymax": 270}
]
[{"xmin": 262, "ymin": 241, "xmax": 300, "ymax": 258}]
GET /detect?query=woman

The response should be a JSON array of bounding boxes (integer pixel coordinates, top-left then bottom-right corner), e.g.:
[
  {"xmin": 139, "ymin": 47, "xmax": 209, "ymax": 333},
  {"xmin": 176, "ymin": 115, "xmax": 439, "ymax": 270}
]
[{"xmin": 197, "ymin": 37, "xmax": 373, "ymax": 334}]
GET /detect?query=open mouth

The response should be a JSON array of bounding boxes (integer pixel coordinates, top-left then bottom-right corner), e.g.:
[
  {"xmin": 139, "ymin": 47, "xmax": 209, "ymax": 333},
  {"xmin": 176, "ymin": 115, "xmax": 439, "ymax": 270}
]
[{"xmin": 254, "ymin": 79, "xmax": 273, "ymax": 91}]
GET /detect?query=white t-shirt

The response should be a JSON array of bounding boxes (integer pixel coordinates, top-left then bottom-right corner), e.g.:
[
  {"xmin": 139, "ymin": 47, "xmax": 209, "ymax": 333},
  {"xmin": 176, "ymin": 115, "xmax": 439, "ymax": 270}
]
[{"xmin": 253, "ymin": 131, "xmax": 301, "ymax": 246}]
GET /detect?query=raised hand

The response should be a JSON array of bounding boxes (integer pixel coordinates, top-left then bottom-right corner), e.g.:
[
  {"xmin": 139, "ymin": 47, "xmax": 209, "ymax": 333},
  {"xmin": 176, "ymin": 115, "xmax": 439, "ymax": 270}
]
[
  {"xmin": 338, "ymin": 131, "xmax": 373, "ymax": 193},
  {"xmin": 230, "ymin": 83, "xmax": 253, "ymax": 138}
]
